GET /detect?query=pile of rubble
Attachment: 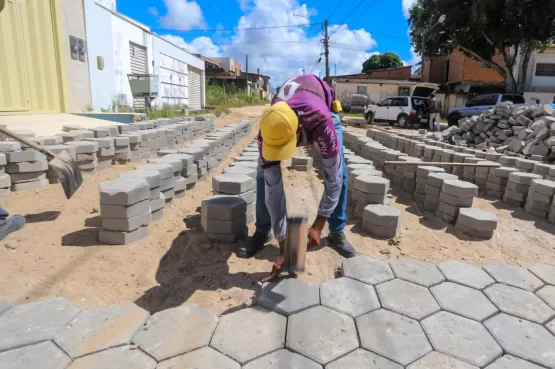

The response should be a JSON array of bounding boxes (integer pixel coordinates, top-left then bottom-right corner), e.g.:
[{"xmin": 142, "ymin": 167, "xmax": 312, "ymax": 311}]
[{"xmin": 445, "ymin": 102, "xmax": 555, "ymax": 160}]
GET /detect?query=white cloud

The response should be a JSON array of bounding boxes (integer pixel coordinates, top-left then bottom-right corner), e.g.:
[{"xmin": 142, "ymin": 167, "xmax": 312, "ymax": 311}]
[
  {"xmin": 157, "ymin": 0, "xmax": 205, "ymax": 31},
  {"xmin": 402, "ymin": 0, "xmax": 417, "ymax": 18},
  {"xmin": 161, "ymin": 35, "xmax": 222, "ymax": 57}
]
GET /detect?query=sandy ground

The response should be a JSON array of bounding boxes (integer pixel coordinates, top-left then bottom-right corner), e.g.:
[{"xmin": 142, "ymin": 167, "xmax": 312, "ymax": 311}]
[{"xmin": 0, "ymin": 107, "xmax": 554, "ymax": 316}]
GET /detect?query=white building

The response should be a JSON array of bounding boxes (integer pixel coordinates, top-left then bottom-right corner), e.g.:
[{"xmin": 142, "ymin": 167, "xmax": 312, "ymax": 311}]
[
  {"xmin": 513, "ymin": 44, "xmax": 555, "ymax": 104},
  {"xmin": 84, "ymin": 0, "xmax": 206, "ymax": 111}
]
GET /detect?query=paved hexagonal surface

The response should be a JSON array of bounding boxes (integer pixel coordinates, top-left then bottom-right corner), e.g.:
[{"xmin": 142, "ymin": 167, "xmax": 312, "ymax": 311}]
[
  {"xmin": 483, "ymin": 262, "xmax": 544, "ymax": 291},
  {"xmin": 0, "ymin": 341, "xmax": 71, "ymax": 369},
  {"xmin": 157, "ymin": 347, "xmax": 240, "ymax": 369},
  {"xmin": 529, "ymin": 262, "xmax": 555, "ymax": 285},
  {"xmin": 437, "ymin": 260, "xmax": 494, "ymax": 289},
  {"xmin": 259, "ymin": 278, "xmax": 320, "ymax": 316},
  {"xmin": 431, "ymin": 282, "xmax": 498, "ymax": 321},
  {"xmin": 210, "ymin": 307, "xmax": 285, "ymax": 365},
  {"xmin": 342, "ymin": 256, "xmax": 395, "ymax": 285},
  {"xmin": 243, "ymin": 349, "xmax": 322, "ymax": 369},
  {"xmin": 407, "ymin": 352, "xmax": 479, "ymax": 369},
  {"xmin": 357, "ymin": 309, "xmax": 432, "ymax": 366},
  {"xmin": 133, "ymin": 304, "xmax": 218, "ymax": 361},
  {"xmin": 485, "ymin": 355, "xmax": 545, "ymax": 369},
  {"xmin": 389, "ymin": 258, "xmax": 445, "ymax": 287},
  {"xmin": 287, "ymin": 306, "xmax": 358, "ymax": 365},
  {"xmin": 422, "ymin": 311, "xmax": 502, "ymax": 367},
  {"xmin": 0, "ymin": 300, "xmax": 9, "ymax": 315},
  {"xmin": 320, "ymin": 277, "xmax": 380, "ymax": 317},
  {"xmin": 0, "ymin": 297, "xmax": 80, "ymax": 352},
  {"xmin": 484, "ymin": 313, "xmax": 555, "ymax": 368},
  {"xmin": 537, "ymin": 285, "xmax": 555, "ymax": 309},
  {"xmin": 67, "ymin": 346, "xmax": 156, "ymax": 369},
  {"xmin": 547, "ymin": 318, "xmax": 555, "ymax": 335},
  {"xmin": 377, "ymin": 279, "xmax": 440, "ymax": 320},
  {"xmin": 54, "ymin": 303, "xmax": 150, "ymax": 358},
  {"xmin": 484, "ymin": 283, "xmax": 554, "ymax": 324},
  {"xmin": 327, "ymin": 349, "xmax": 402, "ymax": 369}
]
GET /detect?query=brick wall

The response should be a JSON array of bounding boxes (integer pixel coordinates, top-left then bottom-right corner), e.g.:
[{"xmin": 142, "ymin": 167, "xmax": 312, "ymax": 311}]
[{"xmin": 424, "ymin": 49, "xmax": 504, "ymax": 84}]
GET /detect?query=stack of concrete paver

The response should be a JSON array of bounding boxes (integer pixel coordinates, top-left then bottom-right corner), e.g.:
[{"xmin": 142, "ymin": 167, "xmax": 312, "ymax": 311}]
[
  {"xmin": 515, "ymin": 157, "xmax": 536, "ymax": 173},
  {"xmin": 352, "ymin": 175, "xmax": 390, "ymax": 219},
  {"xmin": 524, "ymin": 179, "xmax": 555, "ymax": 219},
  {"xmin": 201, "ymin": 195, "xmax": 248, "ymax": 242},
  {"xmin": 119, "ymin": 169, "xmax": 164, "ymax": 221},
  {"xmin": 486, "ymin": 166, "xmax": 519, "ymax": 199},
  {"xmin": 414, "ymin": 166, "xmax": 445, "ymax": 203},
  {"xmin": 451, "ymin": 102, "xmax": 555, "ymax": 159},
  {"xmin": 0, "ymin": 152, "xmax": 9, "ymax": 197},
  {"xmin": 99, "ymin": 177, "xmax": 151, "ymax": 244},
  {"xmin": 473, "ymin": 161, "xmax": 496, "ymax": 191},
  {"xmin": 455, "ymin": 207, "xmax": 498, "ymax": 239},
  {"xmin": 112, "ymin": 136, "xmax": 130, "ymax": 164},
  {"xmin": 145, "ymin": 160, "xmax": 177, "ymax": 208},
  {"xmin": 362, "ymin": 204, "xmax": 401, "ymax": 238},
  {"xmin": 396, "ymin": 156, "xmax": 422, "ymax": 193},
  {"xmin": 424, "ymin": 173, "xmax": 458, "ymax": 212},
  {"xmin": 212, "ymin": 174, "xmax": 254, "ymax": 224},
  {"xmin": 503, "ymin": 172, "xmax": 543, "ymax": 207},
  {"xmin": 86, "ymin": 137, "xmax": 114, "ymax": 171},
  {"xmin": 4, "ymin": 142, "xmax": 49, "ymax": 191},
  {"xmin": 66, "ymin": 141, "xmax": 99, "ymax": 175},
  {"xmin": 436, "ymin": 180, "xmax": 479, "ymax": 223},
  {"xmin": 291, "ymin": 156, "xmax": 313, "ymax": 171},
  {"xmin": 163, "ymin": 153, "xmax": 194, "ymax": 198},
  {"xmin": 462, "ymin": 157, "xmax": 484, "ymax": 184}
]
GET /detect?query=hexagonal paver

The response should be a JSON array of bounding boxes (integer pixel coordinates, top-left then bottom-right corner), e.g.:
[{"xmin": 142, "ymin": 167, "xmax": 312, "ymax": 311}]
[
  {"xmin": 376, "ymin": 279, "xmax": 440, "ymax": 320},
  {"xmin": 485, "ymin": 355, "xmax": 545, "ymax": 369},
  {"xmin": 67, "ymin": 346, "xmax": 156, "ymax": 369},
  {"xmin": 210, "ymin": 307, "xmax": 285, "ymax": 365},
  {"xmin": 547, "ymin": 318, "xmax": 555, "ymax": 335},
  {"xmin": 529, "ymin": 262, "xmax": 555, "ymax": 285},
  {"xmin": 342, "ymin": 256, "xmax": 395, "ymax": 285},
  {"xmin": 243, "ymin": 349, "xmax": 322, "ymax": 369},
  {"xmin": 133, "ymin": 304, "xmax": 218, "ymax": 361},
  {"xmin": 484, "ymin": 314, "xmax": 555, "ymax": 368},
  {"xmin": 389, "ymin": 258, "xmax": 445, "ymax": 287},
  {"xmin": 485, "ymin": 283, "xmax": 555, "ymax": 324},
  {"xmin": 0, "ymin": 341, "xmax": 71, "ymax": 369},
  {"xmin": 431, "ymin": 282, "xmax": 498, "ymax": 321},
  {"xmin": 357, "ymin": 309, "xmax": 432, "ymax": 366},
  {"xmin": 157, "ymin": 347, "xmax": 240, "ymax": 369},
  {"xmin": 287, "ymin": 306, "xmax": 358, "ymax": 365},
  {"xmin": 259, "ymin": 278, "xmax": 320, "ymax": 316},
  {"xmin": 0, "ymin": 297, "xmax": 80, "ymax": 352},
  {"xmin": 422, "ymin": 311, "xmax": 502, "ymax": 367},
  {"xmin": 537, "ymin": 285, "xmax": 555, "ymax": 309},
  {"xmin": 407, "ymin": 352, "xmax": 479, "ymax": 369},
  {"xmin": 320, "ymin": 277, "xmax": 380, "ymax": 318},
  {"xmin": 483, "ymin": 262, "xmax": 544, "ymax": 291},
  {"xmin": 437, "ymin": 260, "xmax": 494, "ymax": 290},
  {"xmin": 327, "ymin": 349, "xmax": 402, "ymax": 369},
  {"xmin": 54, "ymin": 303, "xmax": 150, "ymax": 358},
  {"xmin": 212, "ymin": 174, "xmax": 253, "ymax": 194}
]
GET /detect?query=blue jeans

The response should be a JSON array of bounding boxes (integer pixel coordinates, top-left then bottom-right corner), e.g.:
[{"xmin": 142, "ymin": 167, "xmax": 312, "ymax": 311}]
[
  {"xmin": 255, "ymin": 112, "xmax": 348, "ymax": 234},
  {"xmin": 0, "ymin": 205, "xmax": 25, "ymax": 241}
]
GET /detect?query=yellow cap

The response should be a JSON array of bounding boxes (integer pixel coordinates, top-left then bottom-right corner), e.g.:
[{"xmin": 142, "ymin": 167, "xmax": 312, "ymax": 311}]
[{"xmin": 260, "ymin": 101, "xmax": 299, "ymax": 161}]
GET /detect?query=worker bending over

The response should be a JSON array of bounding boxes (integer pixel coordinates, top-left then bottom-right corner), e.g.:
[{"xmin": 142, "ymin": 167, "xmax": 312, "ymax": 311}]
[{"xmin": 237, "ymin": 74, "xmax": 356, "ymax": 282}]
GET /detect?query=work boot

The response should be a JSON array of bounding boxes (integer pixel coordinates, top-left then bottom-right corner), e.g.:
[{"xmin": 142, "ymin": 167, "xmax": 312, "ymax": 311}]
[
  {"xmin": 237, "ymin": 231, "xmax": 272, "ymax": 259},
  {"xmin": 0, "ymin": 215, "xmax": 26, "ymax": 241},
  {"xmin": 327, "ymin": 231, "xmax": 356, "ymax": 258}
]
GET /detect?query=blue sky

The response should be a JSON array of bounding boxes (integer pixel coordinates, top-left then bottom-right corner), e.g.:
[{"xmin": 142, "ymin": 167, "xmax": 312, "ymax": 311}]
[{"xmin": 112, "ymin": 0, "xmax": 418, "ymax": 85}]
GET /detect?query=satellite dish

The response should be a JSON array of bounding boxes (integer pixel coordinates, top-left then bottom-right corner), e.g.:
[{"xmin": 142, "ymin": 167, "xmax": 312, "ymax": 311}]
[{"xmin": 438, "ymin": 14, "xmax": 447, "ymax": 23}]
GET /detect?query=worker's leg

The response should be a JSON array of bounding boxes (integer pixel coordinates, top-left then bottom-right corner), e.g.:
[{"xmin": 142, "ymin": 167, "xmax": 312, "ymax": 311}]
[
  {"xmin": 429, "ymin": 114, "xmax": 434, "ymax": 132},
  {"xmin": 435, "ymin": 114, "xmax": 441, "ymax": 132},
  {"xmin": 0, "ymin": 205, "xmax": 25, "ymax": 241},
  {"xmin": 327, "ymin": 112, "xmax": 356, "ymax": 258},
  {"xmin": 237, "ymin": 158, "xmax": 272, "ymax": 258}
]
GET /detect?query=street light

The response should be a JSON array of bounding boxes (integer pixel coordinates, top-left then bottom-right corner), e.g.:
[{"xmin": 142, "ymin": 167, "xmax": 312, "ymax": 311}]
[
  {"xmin": 293, "ymin": 14, "xmax": 324, "ymax": 35},
  {"xmin": 421, "ymin": 14, "xmax": 446, "ymax": 79}
]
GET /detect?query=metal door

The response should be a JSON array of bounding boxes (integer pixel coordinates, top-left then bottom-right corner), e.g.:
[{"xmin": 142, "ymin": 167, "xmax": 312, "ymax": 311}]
[
  {"xmin": 188, "ymin": 67, "xmax": 202, "ymax": 109},
  {"xmin": 129, "ymin": 42, "xmax": 147, "ymax": 110}
]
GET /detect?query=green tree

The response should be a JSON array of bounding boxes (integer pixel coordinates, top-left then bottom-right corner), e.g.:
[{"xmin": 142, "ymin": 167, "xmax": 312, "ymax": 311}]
[
  {"xmin": 408, "ymin": 0, "xmax": 555, "ymax": 92},
  {"xmin": 361, "ymin": 53, "xmax": 403, "ymax": 73}
]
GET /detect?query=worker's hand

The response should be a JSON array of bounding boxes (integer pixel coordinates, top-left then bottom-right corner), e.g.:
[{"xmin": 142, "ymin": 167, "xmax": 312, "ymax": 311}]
[
  {"xmin": 308, "ymin": 215, "xmax": 327, "ymax": 250},
  {"xmin": 260, "ymin": 240, "xmax": 297, "ymax": 283}
]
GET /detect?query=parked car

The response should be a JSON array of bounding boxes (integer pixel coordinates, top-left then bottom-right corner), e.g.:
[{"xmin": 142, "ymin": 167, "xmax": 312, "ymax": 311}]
[
  {"xmin": 447, "ymin": 93, "xmax": 536, "ymax": 126},
  {"xmin": 363, "ymin": 83, "xmax": 439, "ymax": 128}
]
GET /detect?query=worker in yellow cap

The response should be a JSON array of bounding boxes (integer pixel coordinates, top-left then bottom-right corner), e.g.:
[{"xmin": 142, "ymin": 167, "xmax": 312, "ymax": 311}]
[{"xmin": 236, "ymin": 74, "xmax": 355, "ymax": 282}]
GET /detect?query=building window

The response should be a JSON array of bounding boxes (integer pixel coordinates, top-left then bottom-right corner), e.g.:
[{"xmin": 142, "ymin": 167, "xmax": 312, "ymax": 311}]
[
  {"xmin": 536, "ymin": 63, "xmax": 555, "ymax": 77},
  {"xmin": 357, "ymin": 86, "xmax": 367, "ymax": 95},
  {"xmin": 398, "ymin": 87, "xmax": 410, "ymax": 96},
  {"xmin": 480, "ymin": 62, "xmax": 491, "ymax": 68}
]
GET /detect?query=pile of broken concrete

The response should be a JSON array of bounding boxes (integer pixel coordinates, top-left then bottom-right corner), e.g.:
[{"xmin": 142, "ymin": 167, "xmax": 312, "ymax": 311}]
[{"xmin": 444, "ymin": 102, "xmax": 555, "ymax": 161}]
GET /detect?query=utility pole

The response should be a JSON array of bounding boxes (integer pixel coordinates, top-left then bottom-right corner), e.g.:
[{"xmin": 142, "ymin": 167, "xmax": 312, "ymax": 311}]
[
  {"xmin": 302, "ymin": 68, "xmax": 305, "ymax": 75},
  {"xmin": 324, "ymin": 19, "xmax": 330, "ymax": 82},
  {"xmin": 334, "ymin": 64, "xmax": 337, "ymax": 76}
]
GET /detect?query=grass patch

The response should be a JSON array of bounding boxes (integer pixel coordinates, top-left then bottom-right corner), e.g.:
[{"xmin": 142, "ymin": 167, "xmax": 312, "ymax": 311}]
[{"xmin": 206, "ymin": 83, "xmax": 266, "ymax": 113}]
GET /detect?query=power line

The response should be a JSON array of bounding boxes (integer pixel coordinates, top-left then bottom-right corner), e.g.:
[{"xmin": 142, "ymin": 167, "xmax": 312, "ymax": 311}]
[
  {"xmin": 329, "ymin": 0, "xmax": 383, "ymax": 41},
  {"xmin": 154, "ymin": 23, "xmax": 322, "ymax": 33},
  {"xmin": 329, "ymin": 45, "xmax": 373, "ymax": 52},
  {"xmin": 223, "ymin": 40, "xmax": 316, "ymax": 46},
  {"xmin": 333, "ymin": 0, "xmax": 365, "ymax": 31},
  {"xmin": 326, "ymin": 0, "xmax": 345, "ymax": 21}
]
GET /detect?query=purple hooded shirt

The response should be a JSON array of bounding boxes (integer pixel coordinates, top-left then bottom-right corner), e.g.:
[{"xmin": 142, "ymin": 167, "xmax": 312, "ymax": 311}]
[{"xmin": 258, "ymin": 74, "xmax": 340, "ymax": 166}]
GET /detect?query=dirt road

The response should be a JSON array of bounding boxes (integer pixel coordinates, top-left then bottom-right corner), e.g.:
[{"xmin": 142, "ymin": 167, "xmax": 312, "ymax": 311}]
[{"xmin": 1, "ymin": 107, "xmax": 554, "ymax": 316}]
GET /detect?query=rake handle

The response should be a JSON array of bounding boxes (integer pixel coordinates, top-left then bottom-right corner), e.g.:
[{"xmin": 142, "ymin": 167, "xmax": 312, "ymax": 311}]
[{"xmin": 0, "ymin": 126, "xmax": 60, "ymax": 161}]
